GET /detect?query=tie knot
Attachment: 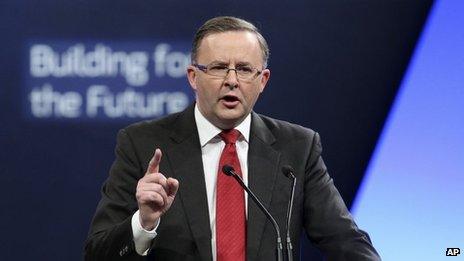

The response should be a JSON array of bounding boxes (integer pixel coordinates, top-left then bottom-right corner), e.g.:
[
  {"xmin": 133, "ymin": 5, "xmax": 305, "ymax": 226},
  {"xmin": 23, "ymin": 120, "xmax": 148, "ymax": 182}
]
[{"xmin": 219, "ymin": 129, "xmax": 241, "ymax": 144}]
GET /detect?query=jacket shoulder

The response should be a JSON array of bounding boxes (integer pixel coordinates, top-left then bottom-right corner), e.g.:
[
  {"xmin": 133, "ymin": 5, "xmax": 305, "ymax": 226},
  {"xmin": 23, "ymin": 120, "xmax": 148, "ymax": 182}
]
[
  {"xmin": 256, "ymin": 113, "xmax": 317, "ymax": 141},
  {"xmin": 121, "ymin": 110, "xmax": 185, "ymax": 138}
]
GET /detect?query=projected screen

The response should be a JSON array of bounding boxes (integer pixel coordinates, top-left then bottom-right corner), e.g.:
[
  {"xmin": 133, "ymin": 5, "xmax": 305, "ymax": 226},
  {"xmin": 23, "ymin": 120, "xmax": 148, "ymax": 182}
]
[{"xmin": 352, "ymin": 1, "xmax": 464, "ymax": 260}]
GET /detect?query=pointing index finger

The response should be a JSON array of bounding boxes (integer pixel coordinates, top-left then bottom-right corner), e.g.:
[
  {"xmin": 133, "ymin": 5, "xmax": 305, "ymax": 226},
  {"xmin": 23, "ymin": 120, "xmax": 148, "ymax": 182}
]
[{"xmin": 147, "ymin": 148, "xmax": 162, "ymax": 175}]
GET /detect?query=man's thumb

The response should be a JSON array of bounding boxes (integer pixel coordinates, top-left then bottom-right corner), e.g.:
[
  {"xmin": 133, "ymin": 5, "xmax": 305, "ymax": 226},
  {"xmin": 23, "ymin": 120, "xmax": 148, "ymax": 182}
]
[{"xmin": 166, "ymin": 178, "xmax": 179, "ymax": 197}]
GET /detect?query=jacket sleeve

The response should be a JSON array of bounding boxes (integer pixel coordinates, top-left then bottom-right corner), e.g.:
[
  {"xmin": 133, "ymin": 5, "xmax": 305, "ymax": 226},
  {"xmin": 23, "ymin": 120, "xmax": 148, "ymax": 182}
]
[
  {"xmin": 303, "ymin": 132, "xmax": 381, "ymax": 261},
  {"xmin": 84, "ymin": 129, "xmax": 146, "ymax": 261}
]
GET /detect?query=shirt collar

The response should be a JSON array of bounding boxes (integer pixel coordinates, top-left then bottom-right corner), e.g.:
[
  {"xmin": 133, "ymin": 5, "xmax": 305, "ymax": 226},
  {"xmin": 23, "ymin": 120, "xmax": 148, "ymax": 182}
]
[{"xmin": 194, "ymin": 104, "xmax": 251, "ymax": 146}]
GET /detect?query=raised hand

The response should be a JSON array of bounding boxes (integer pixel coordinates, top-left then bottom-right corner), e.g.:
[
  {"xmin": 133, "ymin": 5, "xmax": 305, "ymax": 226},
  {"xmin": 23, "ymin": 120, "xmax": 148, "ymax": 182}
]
[{"xmin": 136, "ymin": 148, "xmax": 179, "ymax": 230}]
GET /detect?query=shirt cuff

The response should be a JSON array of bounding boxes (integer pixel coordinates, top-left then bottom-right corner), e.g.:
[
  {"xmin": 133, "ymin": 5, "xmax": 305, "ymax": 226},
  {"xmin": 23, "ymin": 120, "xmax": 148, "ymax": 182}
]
[{"xmin": 131, "ymin": 210, "xmax": 159, "ymax": 256}]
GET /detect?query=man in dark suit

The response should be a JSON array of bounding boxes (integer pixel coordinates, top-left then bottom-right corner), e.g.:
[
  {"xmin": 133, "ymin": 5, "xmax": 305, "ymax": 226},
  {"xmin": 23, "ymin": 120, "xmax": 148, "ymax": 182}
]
[{"xmin": 85, "ymin": 16, "xmax": 380, "ymax": 261}]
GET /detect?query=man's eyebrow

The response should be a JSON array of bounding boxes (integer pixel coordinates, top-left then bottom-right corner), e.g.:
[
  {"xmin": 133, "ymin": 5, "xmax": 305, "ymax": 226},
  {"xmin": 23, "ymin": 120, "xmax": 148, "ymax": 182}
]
[
  {"xmin": 207, "ymin": 60, "xmax": 253, "ymax": 66},
  {"xmin": 235, "ymin": 62, "xmax": 252, "ymax": 67},
  {"xmin": 209, "ymin": 60, "xmax": 228, "ymax": 65}
]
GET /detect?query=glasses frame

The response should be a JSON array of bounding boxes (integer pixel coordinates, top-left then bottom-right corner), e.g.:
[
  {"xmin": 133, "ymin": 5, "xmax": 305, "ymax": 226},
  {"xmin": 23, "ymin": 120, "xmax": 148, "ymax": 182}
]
[{"xmin": 193, "ymin": 63, "xmax": 263, "ymax": 80}]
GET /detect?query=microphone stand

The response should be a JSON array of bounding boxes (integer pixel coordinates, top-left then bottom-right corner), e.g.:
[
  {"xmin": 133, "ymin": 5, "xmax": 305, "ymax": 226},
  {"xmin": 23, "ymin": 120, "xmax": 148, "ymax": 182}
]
[
  {"xmin": 222, "ymin": 165, "xmax": 284, "ymax": 261},
  {"xmin": 285, "ymin": 175, "xmax": 296, "ymax": 261},
  {"xmin": 282, "ymin": 165, "xmax": 296, "ymax": 261}
]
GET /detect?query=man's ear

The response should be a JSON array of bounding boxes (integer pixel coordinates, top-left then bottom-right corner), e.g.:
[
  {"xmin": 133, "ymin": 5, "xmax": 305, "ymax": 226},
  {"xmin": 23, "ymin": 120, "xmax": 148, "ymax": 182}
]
[
  {"xmin": 259, "ymin": 68, "xmax": 271, "ymax": 92},
  {"xmin": 187, "ymin": 65, "xmax": 198, "ymax": 91}
]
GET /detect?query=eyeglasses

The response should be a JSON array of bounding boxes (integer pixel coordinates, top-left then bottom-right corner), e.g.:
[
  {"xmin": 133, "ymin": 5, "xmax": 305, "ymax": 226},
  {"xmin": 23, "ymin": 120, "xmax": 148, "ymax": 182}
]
[{"xmin": 193, "ymin": 63, "xmax": 262, "ymax": 81}]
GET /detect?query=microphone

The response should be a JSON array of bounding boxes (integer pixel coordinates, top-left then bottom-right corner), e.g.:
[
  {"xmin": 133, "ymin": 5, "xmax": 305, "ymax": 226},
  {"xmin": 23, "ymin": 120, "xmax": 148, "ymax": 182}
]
[
  {"xmin": 281, "ymin": 165, "xmax": 296, "ymax": 261},
  {"xmin": 222, "ymin": 165, "xmax": 284, "ymax": 261}
]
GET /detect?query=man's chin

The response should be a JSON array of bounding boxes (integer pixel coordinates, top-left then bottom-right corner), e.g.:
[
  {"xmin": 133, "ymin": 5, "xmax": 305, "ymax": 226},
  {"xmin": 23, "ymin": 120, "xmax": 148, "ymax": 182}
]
[{"xmin": 214, "ymin": 110, "xmax": 247, "ymax": 129}]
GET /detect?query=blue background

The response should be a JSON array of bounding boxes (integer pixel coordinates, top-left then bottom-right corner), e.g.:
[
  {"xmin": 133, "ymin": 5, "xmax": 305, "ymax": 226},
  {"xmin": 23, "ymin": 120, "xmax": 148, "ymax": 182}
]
[
  {"xmin": 2, "ymin": 0, "xmax": 459, "ymax": 260},
  {"xmin": 352, "ymin": 1, "xmax": 464, "ymax": 260}
]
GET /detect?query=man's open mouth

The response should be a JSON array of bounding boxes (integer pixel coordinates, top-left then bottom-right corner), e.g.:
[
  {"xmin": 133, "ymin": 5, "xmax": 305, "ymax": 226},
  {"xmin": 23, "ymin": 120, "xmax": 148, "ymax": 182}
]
[{"xmin": 222, "ymin": 95, "xmax": 239, "ymax": 102}]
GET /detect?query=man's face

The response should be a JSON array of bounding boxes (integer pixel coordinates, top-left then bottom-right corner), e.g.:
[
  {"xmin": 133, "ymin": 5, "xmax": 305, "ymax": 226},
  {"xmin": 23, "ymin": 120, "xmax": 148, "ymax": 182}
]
[{"xmin": 187, "ymin": 31, "xmax": 270, "ymax": 129}]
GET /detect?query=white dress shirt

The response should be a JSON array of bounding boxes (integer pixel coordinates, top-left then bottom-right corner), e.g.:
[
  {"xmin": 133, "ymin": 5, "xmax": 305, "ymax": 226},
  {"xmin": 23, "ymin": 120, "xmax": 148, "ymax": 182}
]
[{"xmin": 132, "ymin": 104, "xmax": 250, "ymax": 260}]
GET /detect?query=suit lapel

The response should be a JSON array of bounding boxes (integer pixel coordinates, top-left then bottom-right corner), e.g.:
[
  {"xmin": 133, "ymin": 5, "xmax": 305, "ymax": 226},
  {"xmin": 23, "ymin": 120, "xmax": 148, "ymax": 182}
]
[
  {"xmin": 163, "ymin": 107, "xmax": 280, "ymax": 261},
  {"xmin": 164, "ymin": 105, "xmax": 213, "ymax": 261},
  {"xmin": 246, "ymin": 112, "xmax": 281, "ymax": 261}
]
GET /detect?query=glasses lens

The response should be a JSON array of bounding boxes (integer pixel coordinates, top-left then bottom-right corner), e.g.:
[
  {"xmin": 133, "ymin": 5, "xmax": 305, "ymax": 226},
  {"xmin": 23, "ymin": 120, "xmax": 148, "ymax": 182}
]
[
  {"xmin": 207, "ymin": 64, "xmax": 229, "ymax": 77},
  {"xmin": 236, "ymin": 66, "xmax": 254, "ymax": 79}
]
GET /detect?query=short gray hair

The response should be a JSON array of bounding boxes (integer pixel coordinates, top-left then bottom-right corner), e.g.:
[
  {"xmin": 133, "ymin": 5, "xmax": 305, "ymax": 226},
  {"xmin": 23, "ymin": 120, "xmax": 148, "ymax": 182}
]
[{"xmin": 191, "ymin": 16, "xmax": 269, "ymax": 68}]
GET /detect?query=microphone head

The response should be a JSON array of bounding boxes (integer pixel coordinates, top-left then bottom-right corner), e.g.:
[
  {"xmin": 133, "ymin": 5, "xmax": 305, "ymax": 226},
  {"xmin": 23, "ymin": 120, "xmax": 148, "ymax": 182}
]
[
  {"xmin": 281, "ymin": 165, "xmax": 295, "ymax": 179},
  {"xmin": 222, "ymin": 165, "xmax": 235, "ymax": 176}
]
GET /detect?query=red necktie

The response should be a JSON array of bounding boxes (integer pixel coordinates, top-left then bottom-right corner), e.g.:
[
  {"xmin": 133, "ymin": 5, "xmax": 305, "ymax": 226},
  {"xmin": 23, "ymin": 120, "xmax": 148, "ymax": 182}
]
[{"xmin": 216, "ymin": 129, "xmax": 246, "ymax": 261}]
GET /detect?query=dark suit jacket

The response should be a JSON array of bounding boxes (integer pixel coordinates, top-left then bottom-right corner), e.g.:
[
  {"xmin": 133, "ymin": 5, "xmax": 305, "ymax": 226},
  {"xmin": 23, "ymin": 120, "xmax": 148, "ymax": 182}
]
[{"xmin": 84, "ymin": 104, "xmax": 380, "ymax": 261}]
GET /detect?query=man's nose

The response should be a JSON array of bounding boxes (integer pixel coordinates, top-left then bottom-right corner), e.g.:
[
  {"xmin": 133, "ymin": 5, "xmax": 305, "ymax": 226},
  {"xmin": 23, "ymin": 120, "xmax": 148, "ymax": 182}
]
[{"xmin": 224, "ymin": 69, "xmax": 239, "ymax": 89}]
